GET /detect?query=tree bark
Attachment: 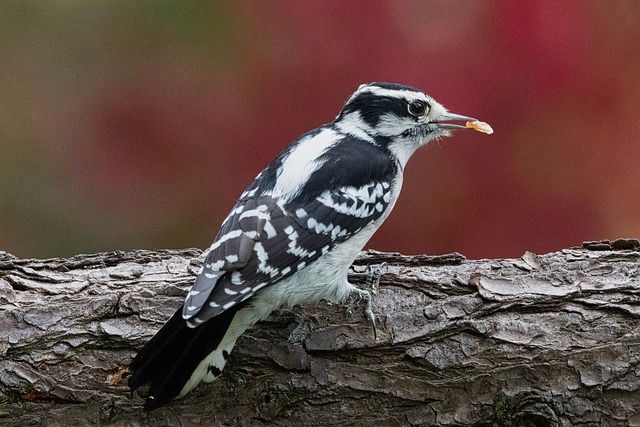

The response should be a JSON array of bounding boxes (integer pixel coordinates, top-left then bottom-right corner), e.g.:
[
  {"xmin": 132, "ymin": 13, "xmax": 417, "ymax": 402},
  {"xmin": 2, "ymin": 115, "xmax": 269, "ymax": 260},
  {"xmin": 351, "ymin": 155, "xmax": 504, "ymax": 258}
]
[{"xmin": 1, "ymin": 240, "xmax": 639, "ymax": 427}]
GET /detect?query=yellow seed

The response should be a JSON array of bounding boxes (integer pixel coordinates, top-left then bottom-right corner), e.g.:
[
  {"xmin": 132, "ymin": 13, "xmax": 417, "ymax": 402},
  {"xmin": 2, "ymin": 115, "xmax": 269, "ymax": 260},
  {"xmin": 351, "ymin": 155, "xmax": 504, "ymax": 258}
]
[{"xmin": 465, "ymin": 120, "xmax": 493, "ymax": 134}]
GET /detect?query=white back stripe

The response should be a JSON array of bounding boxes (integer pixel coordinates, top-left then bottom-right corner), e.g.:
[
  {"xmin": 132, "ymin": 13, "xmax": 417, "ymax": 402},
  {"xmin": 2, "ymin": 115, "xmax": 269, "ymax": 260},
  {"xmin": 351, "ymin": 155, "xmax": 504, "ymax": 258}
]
[{"xmin": 272, "ymin": 129, "xmax": 340, "ymax": 201}]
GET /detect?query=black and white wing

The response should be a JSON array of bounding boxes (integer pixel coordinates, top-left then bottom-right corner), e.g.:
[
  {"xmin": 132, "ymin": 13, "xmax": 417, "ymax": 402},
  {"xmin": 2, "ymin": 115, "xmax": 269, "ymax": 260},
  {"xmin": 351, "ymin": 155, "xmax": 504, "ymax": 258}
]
[{"xmin": 182, "ymin": 131, "xmax": 399, "ymax": 326}]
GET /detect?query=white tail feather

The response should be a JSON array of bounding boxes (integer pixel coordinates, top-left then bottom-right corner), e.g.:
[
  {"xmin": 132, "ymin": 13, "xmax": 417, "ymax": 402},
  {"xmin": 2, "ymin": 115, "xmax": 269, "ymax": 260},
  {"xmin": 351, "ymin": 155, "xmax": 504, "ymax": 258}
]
[{"xmin": 177, "ymin": 306, "xmax": 258, "ymax": 398}]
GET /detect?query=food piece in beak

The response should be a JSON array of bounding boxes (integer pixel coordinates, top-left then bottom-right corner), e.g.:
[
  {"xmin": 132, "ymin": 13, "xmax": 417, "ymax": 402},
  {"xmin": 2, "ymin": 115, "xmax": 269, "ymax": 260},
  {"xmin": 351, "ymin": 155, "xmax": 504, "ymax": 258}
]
[
  {"xmin": 436, "ymin": 113, "xmax": 492, "ymax": 134},
  {"xmin": 465, "ymin": 120, "xmax": 493, "ymax": 134}
]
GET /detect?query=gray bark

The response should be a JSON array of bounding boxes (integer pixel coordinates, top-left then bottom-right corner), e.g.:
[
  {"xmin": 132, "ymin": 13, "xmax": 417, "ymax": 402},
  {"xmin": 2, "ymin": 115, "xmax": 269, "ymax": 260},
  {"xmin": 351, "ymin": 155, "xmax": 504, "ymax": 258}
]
[{"xmin": 1, "ymin": 240, "xmax": 639, "ymax": 427}]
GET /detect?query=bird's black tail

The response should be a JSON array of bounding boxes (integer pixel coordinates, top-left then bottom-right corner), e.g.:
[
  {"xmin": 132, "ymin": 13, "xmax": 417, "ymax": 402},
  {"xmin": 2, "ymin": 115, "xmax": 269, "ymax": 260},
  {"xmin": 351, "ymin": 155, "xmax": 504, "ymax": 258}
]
[{"xmin": 129, "ymin": 302, "xmax": 246, "ymax": 411}]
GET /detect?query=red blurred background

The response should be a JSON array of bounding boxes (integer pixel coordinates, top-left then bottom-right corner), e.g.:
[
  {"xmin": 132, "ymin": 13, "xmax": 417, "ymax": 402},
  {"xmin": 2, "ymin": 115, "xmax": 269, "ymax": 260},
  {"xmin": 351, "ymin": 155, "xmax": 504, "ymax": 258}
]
[{"xmin": 1, "ymin": 1, "xmax": 639, "ymax": 260}]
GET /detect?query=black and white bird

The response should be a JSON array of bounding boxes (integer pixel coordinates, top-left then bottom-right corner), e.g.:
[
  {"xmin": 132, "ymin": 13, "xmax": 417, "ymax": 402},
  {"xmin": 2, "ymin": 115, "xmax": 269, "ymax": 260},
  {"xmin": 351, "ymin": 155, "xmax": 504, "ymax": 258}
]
[{"xmin": 128, "ymin": 82, "xmax": 491, "ymax": 411}]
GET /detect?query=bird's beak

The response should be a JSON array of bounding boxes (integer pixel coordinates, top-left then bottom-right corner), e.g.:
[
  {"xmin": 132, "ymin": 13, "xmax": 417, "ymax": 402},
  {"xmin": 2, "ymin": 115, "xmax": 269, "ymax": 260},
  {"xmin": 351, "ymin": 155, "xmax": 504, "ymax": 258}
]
[
  {"xmin": 436, "ymin": 112, "xmax": 493, "ymax": 134},
  {"xmin": 435, "ymin": 112, "xmax": 477, "ymax": 131}
]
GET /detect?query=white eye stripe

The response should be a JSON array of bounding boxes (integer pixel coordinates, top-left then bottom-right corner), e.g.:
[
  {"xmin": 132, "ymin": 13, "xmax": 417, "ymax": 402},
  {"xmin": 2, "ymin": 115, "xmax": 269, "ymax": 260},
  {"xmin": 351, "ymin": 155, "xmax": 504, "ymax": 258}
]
[{"xmin": 358, "ymin": 86, "xmax": 423, "ymax": 101}]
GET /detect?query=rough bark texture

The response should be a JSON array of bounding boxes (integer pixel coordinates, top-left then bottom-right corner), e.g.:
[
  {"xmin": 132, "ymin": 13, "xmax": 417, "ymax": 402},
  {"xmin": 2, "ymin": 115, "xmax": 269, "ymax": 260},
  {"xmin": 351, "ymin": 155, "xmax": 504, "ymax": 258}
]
[{"xmin": 1, "ymin": 240, "xmax": 639, "ymax": 426}]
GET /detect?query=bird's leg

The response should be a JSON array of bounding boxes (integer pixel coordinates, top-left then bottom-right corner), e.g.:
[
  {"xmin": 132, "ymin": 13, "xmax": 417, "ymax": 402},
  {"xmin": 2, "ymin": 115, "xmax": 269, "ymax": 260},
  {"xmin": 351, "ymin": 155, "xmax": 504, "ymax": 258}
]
[
  {"xmin": 351, "ymin": 287, "xmax": 377, "ymax": 340},
  {"xmin": 347, "ymin": 262, "xmax": 387, "ymax": 341}
]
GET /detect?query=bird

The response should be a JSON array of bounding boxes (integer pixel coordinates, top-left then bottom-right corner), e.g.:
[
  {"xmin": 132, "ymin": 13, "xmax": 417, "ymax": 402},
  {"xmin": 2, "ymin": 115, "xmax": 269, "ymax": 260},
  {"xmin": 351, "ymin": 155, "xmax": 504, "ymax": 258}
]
[{"xmin": 128, "ymin": 82, "xmax": 491, "ymax": 411}]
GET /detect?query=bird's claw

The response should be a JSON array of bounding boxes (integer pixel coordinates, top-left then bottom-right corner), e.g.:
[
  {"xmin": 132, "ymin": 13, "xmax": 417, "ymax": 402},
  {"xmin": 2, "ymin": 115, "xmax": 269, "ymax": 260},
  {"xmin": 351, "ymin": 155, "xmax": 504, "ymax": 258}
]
[{"xmin": 352, "ymin": 287, "xmax": 377, "ymax": 341}]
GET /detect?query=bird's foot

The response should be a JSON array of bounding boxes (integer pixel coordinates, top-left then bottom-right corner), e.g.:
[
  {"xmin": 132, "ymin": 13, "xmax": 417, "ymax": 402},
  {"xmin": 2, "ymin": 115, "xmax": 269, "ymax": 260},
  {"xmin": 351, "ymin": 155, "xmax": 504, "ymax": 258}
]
[
  {"xmin": 351, "ymin": 287, "xmax": 377, "ymax": 341},
  {"xmin": 345, "ymin": 263, "xmax": 387, "ymax": 340}
]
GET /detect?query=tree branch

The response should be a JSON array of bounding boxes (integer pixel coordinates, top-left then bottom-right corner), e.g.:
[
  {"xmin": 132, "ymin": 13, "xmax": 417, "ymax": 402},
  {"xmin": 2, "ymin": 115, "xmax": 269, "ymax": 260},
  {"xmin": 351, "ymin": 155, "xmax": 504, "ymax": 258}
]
[{"xmin": 1, "ymin": 240, "xmax": 639, "ymax": 426}]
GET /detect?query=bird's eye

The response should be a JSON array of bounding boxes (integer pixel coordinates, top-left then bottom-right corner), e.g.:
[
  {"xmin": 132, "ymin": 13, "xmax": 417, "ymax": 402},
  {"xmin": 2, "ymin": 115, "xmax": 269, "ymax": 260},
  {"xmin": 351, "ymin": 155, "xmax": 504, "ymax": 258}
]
[{"xmin": 408, "ymin": 100, "xmax": 428, "ymax": 116}]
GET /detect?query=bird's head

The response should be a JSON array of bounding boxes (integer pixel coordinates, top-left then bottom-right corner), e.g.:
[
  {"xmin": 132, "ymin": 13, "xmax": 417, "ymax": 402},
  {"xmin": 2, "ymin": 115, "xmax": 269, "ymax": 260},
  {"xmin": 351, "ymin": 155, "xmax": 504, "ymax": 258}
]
[{"xmin": 336, "ymin": 82, "xmax": 489, "ymax": 166}]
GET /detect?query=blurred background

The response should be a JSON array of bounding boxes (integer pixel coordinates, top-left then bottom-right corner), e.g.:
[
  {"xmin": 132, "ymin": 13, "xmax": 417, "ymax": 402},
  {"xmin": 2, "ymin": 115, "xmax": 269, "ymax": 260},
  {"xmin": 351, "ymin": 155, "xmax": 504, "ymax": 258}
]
[{"xmin": 1, "ymin": 1, "xmax": 639, "ymax": 260}]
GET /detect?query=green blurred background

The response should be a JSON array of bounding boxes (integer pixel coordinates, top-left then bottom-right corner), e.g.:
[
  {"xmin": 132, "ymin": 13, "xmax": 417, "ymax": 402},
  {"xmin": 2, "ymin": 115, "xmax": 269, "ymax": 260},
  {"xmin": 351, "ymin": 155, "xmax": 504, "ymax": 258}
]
[{"xmin": 1, "ymin": 1, "xmax": 639, "ymax": 260}]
